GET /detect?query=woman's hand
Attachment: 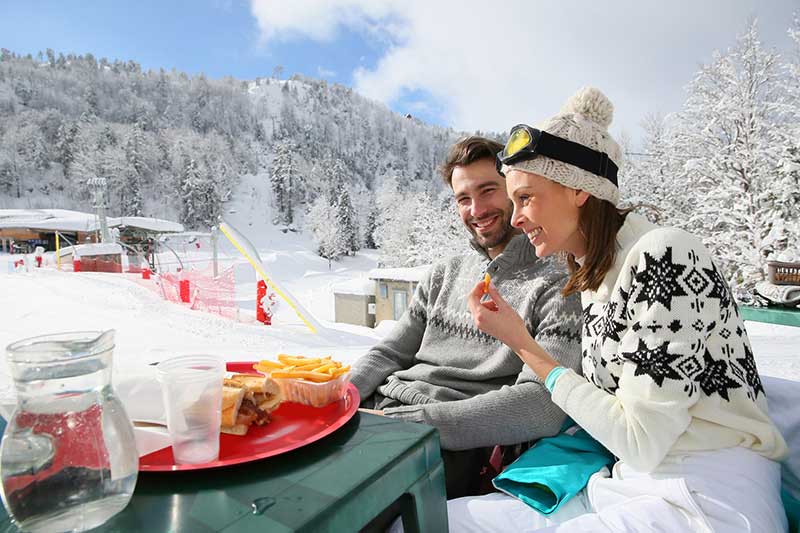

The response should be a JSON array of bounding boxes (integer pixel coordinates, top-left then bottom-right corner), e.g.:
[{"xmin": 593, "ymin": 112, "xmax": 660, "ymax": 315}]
[
  {"xmin": 467, "ymin": 280, "xmax": 560, "ymax": 380},
  {"xmin": 467, "ymin": 280, "xmax": 531, "ymax": 352}
]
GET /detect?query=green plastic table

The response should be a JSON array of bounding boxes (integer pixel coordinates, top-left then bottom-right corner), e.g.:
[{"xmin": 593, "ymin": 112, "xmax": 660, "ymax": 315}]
[
  {"xmin": 740, "ymin": 305, "xmax": 800, "ymax": 328},
  {"xmin": 0, "ymin": 412, "xmax": 448, "ymax": 532}
]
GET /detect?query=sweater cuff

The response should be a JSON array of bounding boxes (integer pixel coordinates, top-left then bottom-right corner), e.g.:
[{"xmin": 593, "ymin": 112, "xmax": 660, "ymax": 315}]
[
  {"xmin": 551, "ymin": 369, "xmax": 587, "ymax": 408},
  {"xmin": 544, "ymin": 366, "xmax": 568, "ymax": 393},
  {"xmin": 382, "ymin": 404, "xmax": 427, "ymax": 424}
]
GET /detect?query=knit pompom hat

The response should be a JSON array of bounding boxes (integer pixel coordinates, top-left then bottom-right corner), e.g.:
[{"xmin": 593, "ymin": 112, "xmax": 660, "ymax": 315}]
[{"xmin": 501, "ymin": 87, "xmax": 622, "ymax": 206}]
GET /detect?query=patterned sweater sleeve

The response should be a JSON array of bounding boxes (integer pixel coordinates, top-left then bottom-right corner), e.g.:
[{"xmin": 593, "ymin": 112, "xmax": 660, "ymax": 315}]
[
  {"xmin": 350, "ymin": 270, "xmax": 432, "ymax": 401},
  {"xmin": 384, "ymin": 276, "xmax": 583, "ymax": 450},
  {"xmin": 552, "ymin": 229, "xmax": 726, "ymax": 472}
]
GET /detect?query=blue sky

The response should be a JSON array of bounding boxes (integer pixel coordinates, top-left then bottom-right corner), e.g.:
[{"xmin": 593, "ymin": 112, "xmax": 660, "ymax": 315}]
[
  {"xmin": 0, "ymin": 1, "xmax": 384, "ymax": 94},
  {"xmin": 1, "ymin": 0, "xmax": 797, "ymax": 141}
]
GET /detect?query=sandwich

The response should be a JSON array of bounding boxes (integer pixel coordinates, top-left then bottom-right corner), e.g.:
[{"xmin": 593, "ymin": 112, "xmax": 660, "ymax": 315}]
[{"xmin": 220, "ymin": 374, "xmax": 283, "ymax": 436}]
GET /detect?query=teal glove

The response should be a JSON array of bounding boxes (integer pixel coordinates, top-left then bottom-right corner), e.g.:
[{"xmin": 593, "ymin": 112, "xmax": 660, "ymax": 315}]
[{"xmin": 493, "ymin": 428, "xmax": 614, "ymax": 516}]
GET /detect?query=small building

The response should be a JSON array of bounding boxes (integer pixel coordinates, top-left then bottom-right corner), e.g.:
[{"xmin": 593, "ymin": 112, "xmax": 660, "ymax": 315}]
[
  {"xmin": 333, "ymin": 278, "xmax": 376, "ymax": 328},
  {"xmin": 69, "ymin": 243, "xmax": 124, "ymax": 273},
  {"xmin": 0, "ymin": 209, "xmax": 99, "ymax": 253},
  {"xmin": 369, "ymin": 266, "xmax": 430, "ymax": 324},
  {"xmin": 0, "ymin": 209, "xmax": 183, "ymax": 269}
]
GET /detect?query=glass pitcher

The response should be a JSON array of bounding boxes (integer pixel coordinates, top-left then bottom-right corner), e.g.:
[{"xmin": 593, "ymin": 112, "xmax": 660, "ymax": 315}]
[{"xmin": 0, "ymin": 331, "xmax": 138, "ymax": 532}]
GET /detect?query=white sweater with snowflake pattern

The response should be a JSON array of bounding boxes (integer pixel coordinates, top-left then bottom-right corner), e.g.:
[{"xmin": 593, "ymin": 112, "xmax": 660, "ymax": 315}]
[{"xmin": 551, "ymin": 213, "xmax": 787, "ymax": 472}]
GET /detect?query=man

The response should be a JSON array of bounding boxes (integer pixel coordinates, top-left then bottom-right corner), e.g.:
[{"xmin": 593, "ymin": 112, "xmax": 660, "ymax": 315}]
[{"xmin": 352, "ymin": 136, "xmax": 582, "ymax": 499}]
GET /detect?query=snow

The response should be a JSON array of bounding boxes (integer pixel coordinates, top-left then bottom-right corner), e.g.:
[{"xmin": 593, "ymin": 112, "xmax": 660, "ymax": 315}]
[
  {"xmin": 0, "ymin": 209, "xmax": 185, "ymax": 234},
  {"xmin": 116, "ymin": 216, "xmax": 184, "ymax": 234},
  {"xmin": 369, "ymin": 266, "xmax": 431, "ymax": 283},
  {"xmin": 0, "ymin": 208, "xmax": 98, "ymax": 232},
  {"xmin": 0, "ymin": 266, "xmax": 382, "ymax": 409},
  {"xmin": 72, "ymin": 243, "xmax": 123, "ymax": 256},
  {"xmin": 332, "ymin": 278, "xmax": 375, "ymax": 296}
]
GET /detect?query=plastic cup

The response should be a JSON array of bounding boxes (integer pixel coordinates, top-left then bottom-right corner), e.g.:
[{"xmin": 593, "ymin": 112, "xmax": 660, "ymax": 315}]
[{"xmin": 155, "ymin": 355, "xmax": 224, "ymax": 465}]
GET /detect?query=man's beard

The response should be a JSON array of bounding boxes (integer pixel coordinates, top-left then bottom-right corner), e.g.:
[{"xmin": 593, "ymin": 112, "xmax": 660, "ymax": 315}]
[{"xmin": 467, "ymin": 208, "xmax": 515, "ymax": 250}]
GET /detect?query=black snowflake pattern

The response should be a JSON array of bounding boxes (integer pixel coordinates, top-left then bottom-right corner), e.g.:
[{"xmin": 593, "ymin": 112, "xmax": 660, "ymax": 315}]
[
  {"xmin": 582, "ymin": 306, "xmax": 599, "ymax": 337},
  {"xmin": 633, "ymin": 247, "xmax": 688, "ymax": 311},
  {"xmin": 703, "ymin": 263, "xmax": 732, "ymax": 311},
  {"xmin": 736, "ymin": 345, "xmax": 764, "ymax": 399},
  {"xmin": 622, "ymin": 338, "xmax": 683, "ymax": 386},
  {"xmin": 694, "ymin": 350, "xmax": 741, "ymax": 401},
  {"xmin": 600, "ymin": 301, "xmax": 626, "ymax": 343}
]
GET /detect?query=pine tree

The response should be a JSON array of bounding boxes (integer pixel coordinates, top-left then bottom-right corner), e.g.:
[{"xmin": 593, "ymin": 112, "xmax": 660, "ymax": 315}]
[
  {"xmin": 334, "ymin": 186, "xmax": 359, "ymax": 254},
  {"xmin": 180, "ymin": 154, "xmax": 203, "ymax": 228},
  {"xmin": 364, "ymin": 205, "xmax": 378, "ymax": 249},
  {"xmin": 270, "ymin": 141, "xmax": 295, "ymax": 225},
  {"xmin": 55, "ymin": 120, "xmax": 80, "ymax": 179}
]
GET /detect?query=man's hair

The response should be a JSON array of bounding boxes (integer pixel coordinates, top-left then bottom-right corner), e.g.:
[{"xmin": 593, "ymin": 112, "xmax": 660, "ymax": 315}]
[{"xmin": 439, "ymin": 136, "xmax": 504, "ymax": 187}]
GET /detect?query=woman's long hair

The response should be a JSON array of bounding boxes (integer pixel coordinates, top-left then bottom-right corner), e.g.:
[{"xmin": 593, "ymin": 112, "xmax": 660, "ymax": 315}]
[{"xmin": 562, "ymin": 196, "xmax": 632, "ymax": 296}]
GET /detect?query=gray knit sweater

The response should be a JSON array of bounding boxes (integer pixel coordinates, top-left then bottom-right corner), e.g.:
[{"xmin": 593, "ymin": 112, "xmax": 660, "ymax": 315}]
[{"xmin": 351, "ymin": 234, "xmax": 583, "ymax": 450}]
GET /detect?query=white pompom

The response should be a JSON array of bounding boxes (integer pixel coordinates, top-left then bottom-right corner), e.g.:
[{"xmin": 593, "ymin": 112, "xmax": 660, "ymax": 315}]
[{"xmin": 561, "ymin": 87, "xmax": 614, "ymax": 128}]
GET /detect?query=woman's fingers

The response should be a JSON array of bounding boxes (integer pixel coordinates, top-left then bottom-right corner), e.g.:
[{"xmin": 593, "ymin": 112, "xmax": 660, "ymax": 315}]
[
  {"xmin": 467, "ymin": 280, "xmax": 485, "ymax": 313},
  {"xmin": 485, "ymin": 282, "xmax": 507, "ymax": 310}
]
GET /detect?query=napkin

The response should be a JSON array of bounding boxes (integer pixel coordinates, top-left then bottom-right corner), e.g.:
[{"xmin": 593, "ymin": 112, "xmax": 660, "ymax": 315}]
[
  {"xmin": 115, "ymin": 364, "xmax": 173, "ymax": 457},
  {"xmin": 114, "ymin": 364, "xmax": 167, "ymax": 424},
  {"xmin": 133, "ymin": 425, "xmax": 172, "ymax": 457}
]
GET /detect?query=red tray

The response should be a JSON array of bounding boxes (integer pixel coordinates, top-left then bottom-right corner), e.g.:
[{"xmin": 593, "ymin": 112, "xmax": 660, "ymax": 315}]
[{"xmin": 139, "ymin": 361, "xmax": 360, "ymax": 472}]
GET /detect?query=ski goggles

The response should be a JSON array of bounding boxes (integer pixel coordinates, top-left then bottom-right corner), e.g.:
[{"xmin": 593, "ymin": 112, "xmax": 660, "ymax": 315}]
[{"xmin": 496, "ymin": 124, "xmax": 618, "ymax": 186}]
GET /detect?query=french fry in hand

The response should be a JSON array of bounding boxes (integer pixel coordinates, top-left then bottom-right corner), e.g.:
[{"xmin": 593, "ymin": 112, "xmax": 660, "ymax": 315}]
[{"xmin": 483, "ymin": 273, "xmax": 491, "ymax": 294}]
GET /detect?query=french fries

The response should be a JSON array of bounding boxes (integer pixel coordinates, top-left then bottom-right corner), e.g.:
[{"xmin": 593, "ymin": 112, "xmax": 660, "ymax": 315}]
[
  {"xmin": 253, "ymin": 354, "xmax": 350, "ymax": 382},
  {"xmin": 483, "ymin": 273, "xmax": 491, "ymax": 294}
]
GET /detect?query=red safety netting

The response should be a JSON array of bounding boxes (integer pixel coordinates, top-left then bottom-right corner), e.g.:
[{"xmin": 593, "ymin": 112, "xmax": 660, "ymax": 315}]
[{"xmin": 159, "ymin": 266, "xmax": 237, "ymax": 320}]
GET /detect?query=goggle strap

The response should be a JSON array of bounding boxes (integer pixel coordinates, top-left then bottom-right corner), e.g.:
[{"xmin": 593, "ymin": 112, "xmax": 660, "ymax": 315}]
[{"xmin": 538, "ymin": 132, "xmax": 618, "ymax": 186}]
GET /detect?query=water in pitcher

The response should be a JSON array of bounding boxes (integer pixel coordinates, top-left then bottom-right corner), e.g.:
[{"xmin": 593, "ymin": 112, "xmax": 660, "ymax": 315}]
[{"xmin": 1, "ymin": 331, "xmax": 138, "ymax": 532}]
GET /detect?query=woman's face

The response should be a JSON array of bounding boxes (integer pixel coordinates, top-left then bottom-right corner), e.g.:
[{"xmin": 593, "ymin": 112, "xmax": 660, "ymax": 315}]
[{"xmin": 505, "ymin": 169, "xmax": 589, "ymax": 258}]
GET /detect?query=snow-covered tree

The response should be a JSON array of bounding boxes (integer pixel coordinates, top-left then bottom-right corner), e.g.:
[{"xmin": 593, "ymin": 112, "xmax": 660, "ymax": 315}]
[
  {"xmin": 334, "ymin": 186, "xmax": 359, "ymax": 254},
  {"xmin": 306, "ymin": 195, "xmax": 345, "ymax": 268},
  {"xmin": 180, "ymin": 154, "xmax": 203, "ymax": 228},
  {"xmin": 270, "ymin": 141, "xmax": 295, "ymax": 225},
  {"xmin": 671, "ymin": 20, "xmax": 791, "ymax": 289}
]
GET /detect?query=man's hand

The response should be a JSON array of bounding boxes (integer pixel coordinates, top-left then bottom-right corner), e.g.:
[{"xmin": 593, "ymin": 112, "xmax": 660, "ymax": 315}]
[{"xmin": 358, "ymin": 408, "xmax": 386, "ymax": 416}]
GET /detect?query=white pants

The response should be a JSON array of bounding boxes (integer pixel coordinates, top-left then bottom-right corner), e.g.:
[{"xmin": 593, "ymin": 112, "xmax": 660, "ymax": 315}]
[{"xmin": 447, "ymin": 446, "xmax": 787, "ymax": 532}]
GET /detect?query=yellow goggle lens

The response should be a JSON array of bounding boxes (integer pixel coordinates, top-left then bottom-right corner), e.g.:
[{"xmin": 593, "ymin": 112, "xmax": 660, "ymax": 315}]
[{"xmin": 505, "ymin": 128, "xmax": 532, "ymax": 157}]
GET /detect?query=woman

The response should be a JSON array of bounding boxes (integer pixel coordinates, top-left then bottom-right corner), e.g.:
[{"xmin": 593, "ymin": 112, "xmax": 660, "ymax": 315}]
[{"xmin": 450, "ymin": 87, "xmax": 788, "ymax": 532}]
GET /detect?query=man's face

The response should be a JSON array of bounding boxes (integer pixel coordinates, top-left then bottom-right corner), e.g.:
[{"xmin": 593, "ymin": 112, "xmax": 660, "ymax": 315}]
[{"xmin": 451, "ymin": 158, "xmax": 515, "ymax": 257}]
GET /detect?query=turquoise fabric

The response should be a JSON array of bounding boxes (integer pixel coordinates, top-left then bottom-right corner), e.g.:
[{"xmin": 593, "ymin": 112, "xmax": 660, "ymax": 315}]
[
  {"xmin": 493, "ymin": 428, "xmax": 614, "ymax": 516},
  {"xmin": 784, "ymin": 487, "xmax": 800, "ymax": 533},
  {"xmin": 545, "ymin": 366, "xmax": 568, "ymax": 393}
]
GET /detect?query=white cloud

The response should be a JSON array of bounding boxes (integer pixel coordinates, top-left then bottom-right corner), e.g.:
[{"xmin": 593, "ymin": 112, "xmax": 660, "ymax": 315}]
[
  {"xmin": 317, "ymin": 66, "xmax": 337, "ymax": 78},
  {"xmin": 250, "ymin": 0, "xmax": 797, "ymax": 142}
]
